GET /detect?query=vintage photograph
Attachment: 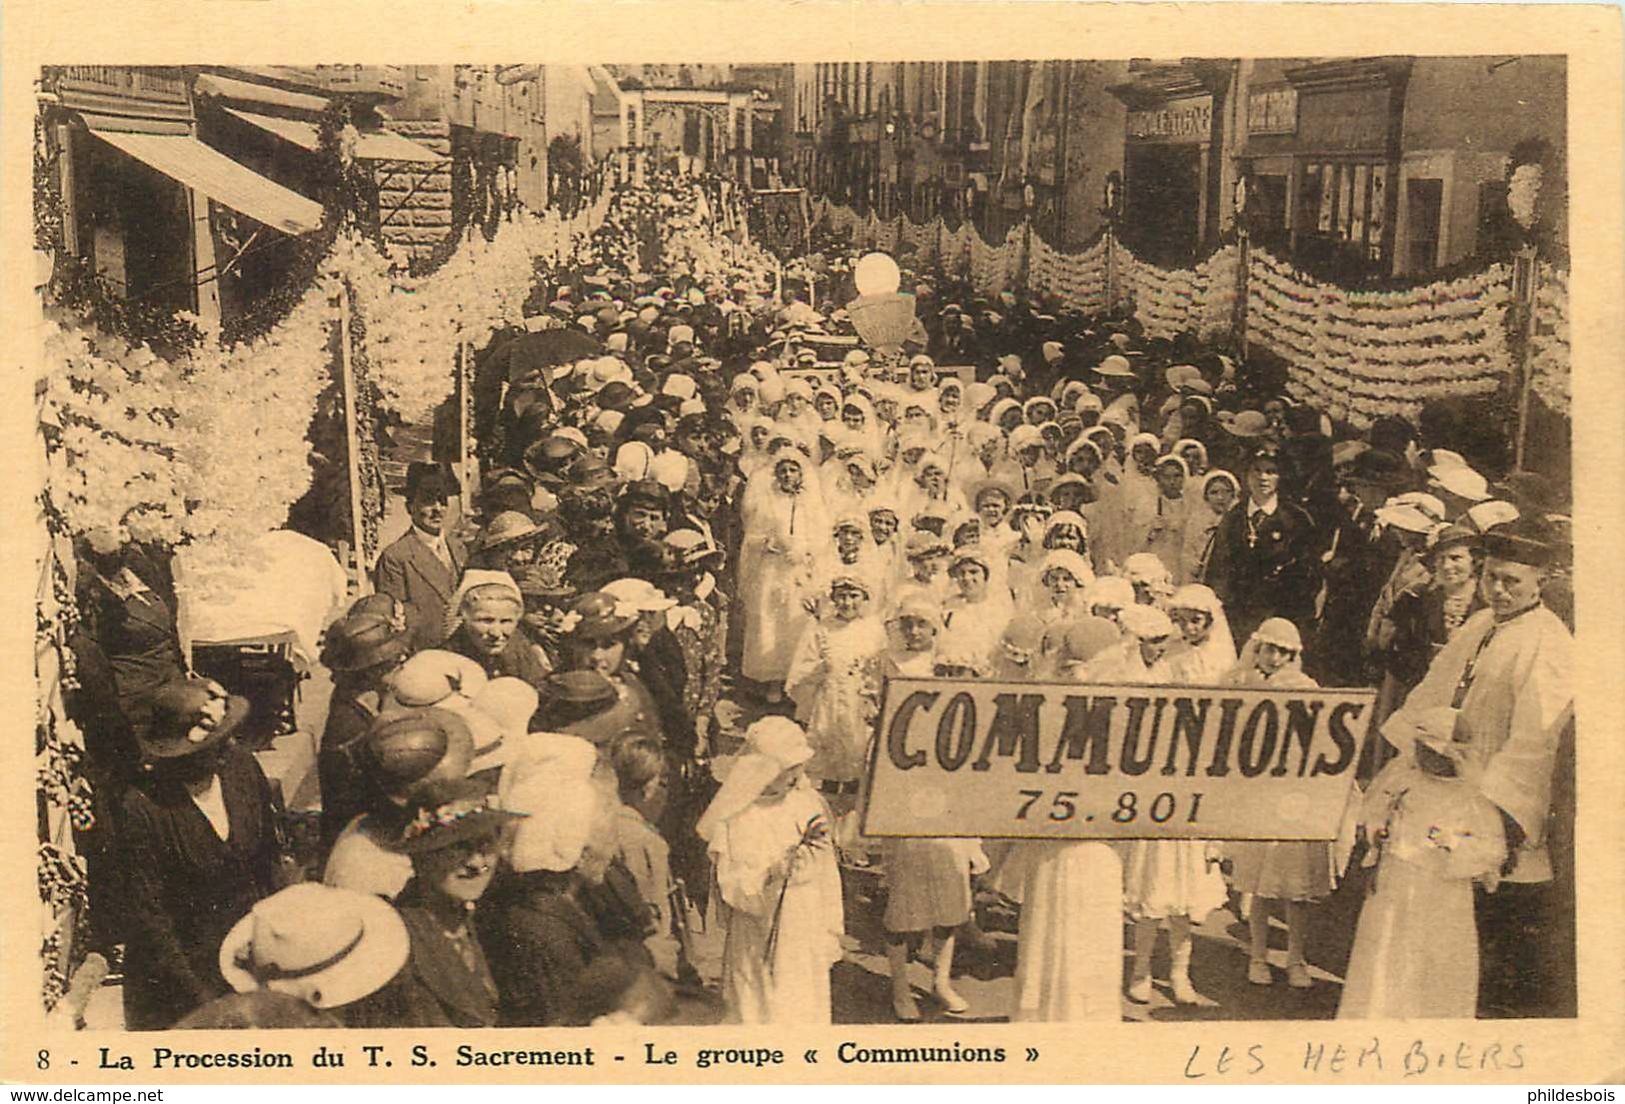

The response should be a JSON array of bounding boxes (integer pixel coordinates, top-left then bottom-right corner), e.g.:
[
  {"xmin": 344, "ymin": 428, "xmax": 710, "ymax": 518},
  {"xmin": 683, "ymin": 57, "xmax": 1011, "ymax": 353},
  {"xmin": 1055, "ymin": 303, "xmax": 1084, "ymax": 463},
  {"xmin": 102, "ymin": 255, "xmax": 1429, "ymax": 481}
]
[{"xmin": 30, "ymin": 55, "xmax": 1575, "ymax": 1037}]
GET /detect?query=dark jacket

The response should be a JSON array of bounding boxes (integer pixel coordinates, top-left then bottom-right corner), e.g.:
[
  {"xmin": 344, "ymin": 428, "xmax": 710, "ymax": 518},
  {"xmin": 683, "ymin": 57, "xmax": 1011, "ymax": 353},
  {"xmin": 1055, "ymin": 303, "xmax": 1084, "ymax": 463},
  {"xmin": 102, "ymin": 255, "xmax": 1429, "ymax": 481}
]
[
  {"xmin": 1384, "ymin": 583, "xmax": 1487, "ymax": 693},
  {"xmin": 374, "ymin": 528, "xmax": 467, "ymax": 654},
  {"xmin": 1201, "ymin": 496, "xmax": 1322, "ymax": 645},
  {"xmin": 633, "ymin": 628, "xmax": 695, "ymax": 757},
  {"xmin": 316, "ymin": 686, "xmax": 384, "ymax": 852},
  {"xmin": 1309, "ymin": 507, "xmax": 1399, "ymax": 686},
  {"xmin": 476, "ymin": 869, "xmax": 609, "ymax": 1027},
  {"xmin": 77, "ymin": 574, "xmax": 185, "ymax": 734},
  {"xmin": 388, "ymin": 881, "xmax": 501, "ymax": 1028},
  {"xmin": 118, "ymin": 743, "xmax": 282, "ymax": 1030},
  {"xmin": 442, "ymin": 623, "xmax": 551, "ymax": 696}
]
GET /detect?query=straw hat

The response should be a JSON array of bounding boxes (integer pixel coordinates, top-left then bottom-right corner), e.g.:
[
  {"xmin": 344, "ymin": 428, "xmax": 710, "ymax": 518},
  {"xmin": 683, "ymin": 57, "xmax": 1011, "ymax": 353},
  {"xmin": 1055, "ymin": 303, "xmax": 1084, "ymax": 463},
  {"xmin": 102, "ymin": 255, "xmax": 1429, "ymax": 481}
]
[{"xmin": 219, "ymin": 884, "xmax": 408, "ymax": 1010}]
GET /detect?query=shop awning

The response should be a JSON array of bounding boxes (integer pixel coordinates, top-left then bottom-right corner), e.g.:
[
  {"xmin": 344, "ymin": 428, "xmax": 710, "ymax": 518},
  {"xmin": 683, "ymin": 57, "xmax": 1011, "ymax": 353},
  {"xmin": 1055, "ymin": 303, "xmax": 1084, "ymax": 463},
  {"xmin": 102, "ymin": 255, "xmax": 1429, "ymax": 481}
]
[
  {"xmin": 224, "ymin": 107, "xmax": 446, "ymax": 163},
  {"xmin": 195, "ymin": 72, "xmax": 330, "ymax": 114},
  {"xmin": 86, "ymin": 123, "xmax": 324, "ymax": 235}
]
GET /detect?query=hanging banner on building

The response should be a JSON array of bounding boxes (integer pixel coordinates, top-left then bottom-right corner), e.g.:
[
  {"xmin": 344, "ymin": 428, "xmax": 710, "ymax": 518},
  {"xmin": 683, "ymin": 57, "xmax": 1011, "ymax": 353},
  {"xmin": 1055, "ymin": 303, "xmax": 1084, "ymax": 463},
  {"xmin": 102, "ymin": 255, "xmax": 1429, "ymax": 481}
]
[
  {"xmin": 861, "ymin": 677, "xmax": 1375, "ymax": 841},
  {"xmin": 752, "ymin": 187, "xmax": 810, "ymax": 258}
]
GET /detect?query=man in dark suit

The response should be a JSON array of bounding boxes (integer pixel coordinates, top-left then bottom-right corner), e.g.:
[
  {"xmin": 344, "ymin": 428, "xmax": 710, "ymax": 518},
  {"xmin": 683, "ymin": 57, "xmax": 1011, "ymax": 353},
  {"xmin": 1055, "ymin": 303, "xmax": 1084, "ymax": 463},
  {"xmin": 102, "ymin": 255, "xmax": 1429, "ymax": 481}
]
[
  {"xmin": 375, "ymin": 465, "xmax": 466, "ymax": 654},
  {"xmin": 1201, "ymin": 445, "xmax": 1322, "ymax": 646}
]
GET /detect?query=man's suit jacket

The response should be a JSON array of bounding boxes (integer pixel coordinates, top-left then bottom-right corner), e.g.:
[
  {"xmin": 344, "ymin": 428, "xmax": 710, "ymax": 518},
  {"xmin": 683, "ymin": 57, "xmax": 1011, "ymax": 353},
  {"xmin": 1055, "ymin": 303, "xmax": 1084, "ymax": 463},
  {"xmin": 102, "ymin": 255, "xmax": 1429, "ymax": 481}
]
[{"xmin": 374, "ymin": 529, "xmax": 466, "ymax": 654}]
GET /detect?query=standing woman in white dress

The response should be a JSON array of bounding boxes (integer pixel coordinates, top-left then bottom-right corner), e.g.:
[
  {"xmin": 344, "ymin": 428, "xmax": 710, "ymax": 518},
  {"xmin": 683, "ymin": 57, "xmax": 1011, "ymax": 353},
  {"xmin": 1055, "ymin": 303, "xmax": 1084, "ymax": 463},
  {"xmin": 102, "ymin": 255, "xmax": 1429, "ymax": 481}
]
[
  {"xmin": 936, "ymin": 548, "xmax": 1014, "ymax": 677},
  {"xmin": 875, "ymin": 591, "xmax": 989, "ymax": 1021},
  {"xmin": 698, "ymin": 717, "xmax": 844, "ymax": 1025},
  {"xmin": 998, "ymin": 833, "xmax": 1124, "ymax": 1022},
  {"xmin": 739, "ymin": 443, "xmax": 827, "ymax": 703},
  {"xmin": 784, "ymin": 574, "xmax": 887, "ymax": 820},
  {"xmin": 1221, "ymin": 618, "xmax": 1334, "ymax": 989},
  {"xmin": 1082, "ymin": 605, "xmax": 1228, "ymax": 1006}
]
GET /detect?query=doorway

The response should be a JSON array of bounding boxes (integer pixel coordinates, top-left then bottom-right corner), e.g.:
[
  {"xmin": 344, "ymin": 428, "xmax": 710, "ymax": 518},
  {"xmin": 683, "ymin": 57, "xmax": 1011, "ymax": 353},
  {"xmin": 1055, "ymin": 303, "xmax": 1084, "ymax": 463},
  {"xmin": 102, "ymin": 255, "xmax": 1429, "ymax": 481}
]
[{"xmin": 1123, "ymin": 144, "xmax": 1202, "ymax": 267}]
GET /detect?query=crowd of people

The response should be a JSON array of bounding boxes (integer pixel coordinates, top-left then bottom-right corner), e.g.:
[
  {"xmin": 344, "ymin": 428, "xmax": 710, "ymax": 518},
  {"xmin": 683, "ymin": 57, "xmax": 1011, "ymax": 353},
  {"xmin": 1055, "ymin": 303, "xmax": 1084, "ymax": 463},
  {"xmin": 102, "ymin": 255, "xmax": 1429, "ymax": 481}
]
[{"xmin": 61, "ymin": 171, "xmax": 1575, "ymax": 1031}]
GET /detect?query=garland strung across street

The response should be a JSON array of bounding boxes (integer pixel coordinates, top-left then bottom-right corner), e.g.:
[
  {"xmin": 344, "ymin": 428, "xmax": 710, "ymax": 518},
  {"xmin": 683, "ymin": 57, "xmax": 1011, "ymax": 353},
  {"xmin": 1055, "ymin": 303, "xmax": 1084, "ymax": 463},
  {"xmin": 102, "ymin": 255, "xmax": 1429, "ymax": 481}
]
[{"xmin": 812, "ymin": 200, "xmax": 1566, "ymax": 431}]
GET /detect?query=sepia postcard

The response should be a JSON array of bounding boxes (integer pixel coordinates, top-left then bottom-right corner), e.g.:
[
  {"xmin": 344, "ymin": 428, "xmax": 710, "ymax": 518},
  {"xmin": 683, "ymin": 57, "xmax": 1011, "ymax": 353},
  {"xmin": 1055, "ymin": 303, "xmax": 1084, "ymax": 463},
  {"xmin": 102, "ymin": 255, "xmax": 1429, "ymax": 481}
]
[{"xmin": 1, "ymin": 0, "xmax": 1620, "ymax": 1088}]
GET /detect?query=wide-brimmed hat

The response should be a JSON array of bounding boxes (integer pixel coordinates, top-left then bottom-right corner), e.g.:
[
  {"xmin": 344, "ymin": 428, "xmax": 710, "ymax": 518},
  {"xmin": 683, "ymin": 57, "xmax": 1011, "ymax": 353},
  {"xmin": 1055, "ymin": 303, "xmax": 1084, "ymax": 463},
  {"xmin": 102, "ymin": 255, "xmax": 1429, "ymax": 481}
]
[
  {"xmin": 320, "ymin": 613, "xmax": 408, "ymax": 674},
  {"xmin": 968, "ymin": 476, "xmax": 1018, "ymax": 509},
  {"xmin": 1481, "ymin": 514, "xmax": 1564, "ymax": 567},
  {"xmin": 563, "ymin": 591, "xmax": 639, "ymax": 641},
  {"xmin": 904, "ymin": 530, "xmax": 951, "ymax": 559},
  {"xmin": 1225, "ymin": 410, "xmax": 1271, "ymax": 438},
  {"xmin": 1426, "ymin": 522, "xmax": 1481, "ymax": 557},
  {"xmin": 390, "ymin": 649, "xmax": 488, "ymax": 708},
  {"xmin": 364, "ymin": 706, "xmax": 474, "ymax": 800},
  {"xmin": 220, "ymin": 883, "xmax": 408, "ymax": 1010},
  {"xmin": 602, "ymin": 577, "xmax": 677, "ymax": 614},
  {"xmin": 1345, "ymin": 447, "xmax": 1409, "ymax": 488},
  {"xmin": 478, "ymin": 511, "xmax": 544, "ymax": 553},
  {"xmin": 619, "ymin": 478, "xmax": 672, "ymax": 513},
  {"xmin": 663, "ymin": 528, "xmax": 725, "ymax": 569},
  {"xmin": 387, "ymin": 778, "xmax": 528, "ymax": 855},
  {"xmin": 138, "ymin": 677, "xmax": 251, "ymax": 761},
  {"xmin": 1095, "ymin": 354, "xmax": 1135, "ymax": 379},
  {"xmin": 1428, "ymin": 463, "xmax": 1491, "ymax": 503}
]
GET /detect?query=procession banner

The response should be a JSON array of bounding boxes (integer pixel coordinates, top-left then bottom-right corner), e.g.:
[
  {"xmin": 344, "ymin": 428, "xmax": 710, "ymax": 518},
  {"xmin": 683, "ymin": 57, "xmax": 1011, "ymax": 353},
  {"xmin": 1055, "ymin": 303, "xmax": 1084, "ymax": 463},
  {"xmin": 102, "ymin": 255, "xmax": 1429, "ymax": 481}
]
[
  {"xmin": 752, "ymin": 187, "xmax": 810, "ymax": 259},
  {"xmin": 861, "ymin": 676, "xmax": 1376, "ymax": 841}
]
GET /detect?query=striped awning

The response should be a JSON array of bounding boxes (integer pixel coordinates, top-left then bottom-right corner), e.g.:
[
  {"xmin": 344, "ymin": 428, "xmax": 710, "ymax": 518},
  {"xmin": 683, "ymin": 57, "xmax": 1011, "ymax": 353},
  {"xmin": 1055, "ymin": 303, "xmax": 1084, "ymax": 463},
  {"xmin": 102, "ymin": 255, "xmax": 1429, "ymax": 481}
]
[
  {"xmin": 224, "ymin": 107, "xmax": 446, "ymax": 164},
  {"xmin": 86, "ymin": 123, "xmax": 323, "ymax": 235}
]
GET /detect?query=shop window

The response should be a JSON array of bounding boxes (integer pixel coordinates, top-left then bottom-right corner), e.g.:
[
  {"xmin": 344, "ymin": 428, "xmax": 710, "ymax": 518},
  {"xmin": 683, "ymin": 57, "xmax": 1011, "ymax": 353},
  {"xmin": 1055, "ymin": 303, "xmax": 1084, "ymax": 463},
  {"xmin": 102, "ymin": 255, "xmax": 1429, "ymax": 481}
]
[{"xmin": 1293, "ymin": 159, "xmax": 1389, "ymax": 283}]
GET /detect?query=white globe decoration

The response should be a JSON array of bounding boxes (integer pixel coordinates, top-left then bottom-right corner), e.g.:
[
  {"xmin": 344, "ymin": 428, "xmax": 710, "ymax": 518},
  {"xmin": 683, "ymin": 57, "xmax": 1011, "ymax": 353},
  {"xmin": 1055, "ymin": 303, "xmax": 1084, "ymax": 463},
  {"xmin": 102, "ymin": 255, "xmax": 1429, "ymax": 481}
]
[
  {"xmin": 1507, "ymin": 163, "xmax": 1543, "ymax": 230},
  {"xmin": 853, "ymin": 252, "xmax": 902, "ymax": 298}
]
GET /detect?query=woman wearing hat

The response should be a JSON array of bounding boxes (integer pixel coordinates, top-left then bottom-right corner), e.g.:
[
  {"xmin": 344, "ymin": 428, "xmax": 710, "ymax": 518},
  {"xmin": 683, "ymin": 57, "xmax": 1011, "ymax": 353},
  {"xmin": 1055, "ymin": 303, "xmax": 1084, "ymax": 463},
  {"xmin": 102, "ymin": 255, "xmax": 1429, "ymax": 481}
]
[
  {"xmin": 1338, "ymin": 705, "xmax": 1509, "ymax": 1020},
  {"xmin": 936, "ymin": 548, "xmax": 1014, "ymax": 677},
  {"xmin": 469, "ymin": 510, "xmax": 547, "ymax": 574},
  {"xmin": 785, "ymin": 574, "xmax": 888, "ymax": 820},
  {"xmin": 118, "ymin": 677, "xmax": 285, "ymax": 1029},
  {"xmin": 1375, "ymin": 523, "xmax": 1487, "ymax": 736},
  {"xmin": 515, "ymin": 541, "xmax": 579, "ymax": 677},
  {"xmin": 442, "ymin": 571, "xmax": 551, "ymax": 694},
  {"xmin": 377, "ymin": 783, "xmax": 526, "ymax": 1027},
  {"xmin": 738, "ymin": 445, "xmax": 826, "ymax": 704},
  {"xmin": 697, "ymin": 717, "xmax": 844, "ymax": 1024},
  {"xmin": 1221, "ymin": 618, "xmax": 1333, "ymax": 989},
  {"xmin": 1362, "ymin": 492, "xmax": 1450, "ymax": 660},
  {"xmin": 323, "ymin": 706, "xmax": 477, "ymax": 901},
  {"xmin": 217, "ymin": 883, "xmax": 408, "ymax": 1028},
  {"xmin": 482, "ymin": 736, "xmax": 665, "ymax": 1026},
  {"xmin": 317, "ymin": 612, "xmax": 411, "ymax": 852},
  {"xmin": 557, "ymin": 592, "xmax": 661, "ymax": 746}
]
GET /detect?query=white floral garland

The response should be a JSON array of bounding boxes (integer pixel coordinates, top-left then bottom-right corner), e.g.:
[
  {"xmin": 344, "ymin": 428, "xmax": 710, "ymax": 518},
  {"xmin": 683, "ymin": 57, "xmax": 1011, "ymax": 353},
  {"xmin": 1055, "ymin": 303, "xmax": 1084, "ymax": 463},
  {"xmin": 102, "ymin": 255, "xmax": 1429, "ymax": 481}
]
[
  {"xmin": 43, "ymin": 320, "xmax": 191, "ymax": 545},
  {"xmin": 170, "ymin": 260, "xmax": 339, "ymax": 587},
  {"xmin": 1529, "ymin": 263, "xmax": 1570, "ymax": 415}
]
